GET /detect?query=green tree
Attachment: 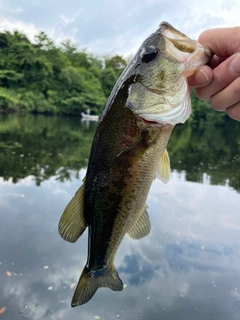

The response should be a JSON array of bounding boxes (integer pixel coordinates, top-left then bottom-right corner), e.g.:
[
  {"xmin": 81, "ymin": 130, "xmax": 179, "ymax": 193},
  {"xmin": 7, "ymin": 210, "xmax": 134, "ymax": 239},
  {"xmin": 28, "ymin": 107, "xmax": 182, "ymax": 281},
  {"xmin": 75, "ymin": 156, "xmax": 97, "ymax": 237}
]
[
  {"xmin": 104, "ymin": 55, "xmax": 127, "ymax": 76},
  {"xmin": 100, "ymin": 67, "xmax": 118, "ymax": 97}
]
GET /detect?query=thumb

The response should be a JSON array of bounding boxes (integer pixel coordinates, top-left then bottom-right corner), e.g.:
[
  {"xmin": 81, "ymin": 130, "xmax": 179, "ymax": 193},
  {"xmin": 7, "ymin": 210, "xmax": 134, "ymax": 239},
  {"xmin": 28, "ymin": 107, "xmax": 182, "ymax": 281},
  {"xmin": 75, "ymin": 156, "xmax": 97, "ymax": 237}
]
[{"xmin": 187, "ymin": 66, "xmax": 213, "ymax": 88}]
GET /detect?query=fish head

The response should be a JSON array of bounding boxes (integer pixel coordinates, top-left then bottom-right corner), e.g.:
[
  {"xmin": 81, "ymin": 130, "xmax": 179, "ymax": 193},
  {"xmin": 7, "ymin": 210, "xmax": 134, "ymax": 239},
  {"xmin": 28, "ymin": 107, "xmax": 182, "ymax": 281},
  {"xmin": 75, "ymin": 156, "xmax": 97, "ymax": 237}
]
[{"xmin": 126, "ymin": 22, "xmax": 212, "ymax": 125}]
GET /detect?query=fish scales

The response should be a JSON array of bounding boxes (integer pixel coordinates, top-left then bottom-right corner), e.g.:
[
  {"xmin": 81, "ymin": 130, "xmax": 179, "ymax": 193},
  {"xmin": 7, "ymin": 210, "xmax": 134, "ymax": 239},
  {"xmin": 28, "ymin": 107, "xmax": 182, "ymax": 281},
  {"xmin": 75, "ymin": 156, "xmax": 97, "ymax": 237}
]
[{"xmin": 85, "ymin": 103, "xmax": 169, "ymax": 265}]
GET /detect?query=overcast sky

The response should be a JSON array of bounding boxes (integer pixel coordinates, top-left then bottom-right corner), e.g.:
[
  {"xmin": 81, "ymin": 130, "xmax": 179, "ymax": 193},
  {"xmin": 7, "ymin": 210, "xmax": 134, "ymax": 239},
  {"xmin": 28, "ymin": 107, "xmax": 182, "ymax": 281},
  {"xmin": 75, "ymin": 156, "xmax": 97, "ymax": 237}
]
[{"xmin": 0, "ymin": 0, "xmax": 239, "ymax": 56}]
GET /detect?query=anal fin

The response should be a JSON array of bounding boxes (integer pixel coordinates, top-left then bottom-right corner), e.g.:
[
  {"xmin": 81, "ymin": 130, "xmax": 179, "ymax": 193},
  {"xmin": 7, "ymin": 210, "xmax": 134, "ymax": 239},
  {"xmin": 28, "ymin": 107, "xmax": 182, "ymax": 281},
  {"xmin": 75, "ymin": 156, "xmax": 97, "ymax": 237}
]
[{"xmin": 127, "ymin": 205, "xmax": 151, "ymax": 239}]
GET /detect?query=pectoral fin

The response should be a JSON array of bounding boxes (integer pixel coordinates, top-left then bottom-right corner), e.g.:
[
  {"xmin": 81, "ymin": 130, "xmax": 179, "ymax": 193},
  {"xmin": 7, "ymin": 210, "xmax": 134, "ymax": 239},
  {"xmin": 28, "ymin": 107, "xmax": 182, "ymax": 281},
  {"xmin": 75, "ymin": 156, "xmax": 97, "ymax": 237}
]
[
  {"xmin": 127, "ymin": 205, "xmax": 151, "ymax": 239},
  {"xmin": 58, "ymin": 178, "xmax": 87, "ymax": 243},
  {"xmin": 156, "ymin": 149, "xmax": 171, "ymax": 184}
]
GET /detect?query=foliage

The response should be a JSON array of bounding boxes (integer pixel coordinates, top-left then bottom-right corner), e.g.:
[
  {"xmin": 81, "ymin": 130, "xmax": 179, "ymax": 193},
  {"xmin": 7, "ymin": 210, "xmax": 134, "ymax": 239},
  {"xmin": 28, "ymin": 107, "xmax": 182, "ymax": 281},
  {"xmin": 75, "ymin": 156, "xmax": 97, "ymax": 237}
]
[
  {"xmin": 190, "ymin": 90, "xmax": 228, "ymax": 127},
  {"xmin": 0, "ymin": 30, "xmax": 124, "ymax": 115}
]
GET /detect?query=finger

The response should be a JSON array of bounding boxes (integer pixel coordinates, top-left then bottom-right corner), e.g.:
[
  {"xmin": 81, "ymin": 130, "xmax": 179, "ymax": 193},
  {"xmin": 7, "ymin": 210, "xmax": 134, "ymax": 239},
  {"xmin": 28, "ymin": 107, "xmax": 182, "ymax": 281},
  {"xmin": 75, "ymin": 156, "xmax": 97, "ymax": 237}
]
[
  {"xmin": 187, "ymin": 65, "xmax": 213, "ymax": 87},
  {"xmin": 198, "ymin": 27, "xmax": 240, "ymax": 57},
  {"xmin": 226, "ymin": 103, "xmax": 240, "ymax": 122},
  {"xmin": 209, "ymin": 55, "xmax": 227, "ymax": 69},
  {"xmin": 210, "ymin": 77, "xmax": 240, "ymax": 112},
  {"xmin": 196, "ymin": 53, "xmax": 240, "ymax": 100}
]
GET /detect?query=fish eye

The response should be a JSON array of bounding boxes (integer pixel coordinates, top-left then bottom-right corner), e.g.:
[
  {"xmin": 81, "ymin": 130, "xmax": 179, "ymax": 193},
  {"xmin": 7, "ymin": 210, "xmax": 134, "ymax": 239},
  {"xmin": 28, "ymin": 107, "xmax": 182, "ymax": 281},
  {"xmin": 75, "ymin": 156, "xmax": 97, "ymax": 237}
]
[{"xmin": 141, "ymin": 46, "xmax": 158, "ymax": 63}]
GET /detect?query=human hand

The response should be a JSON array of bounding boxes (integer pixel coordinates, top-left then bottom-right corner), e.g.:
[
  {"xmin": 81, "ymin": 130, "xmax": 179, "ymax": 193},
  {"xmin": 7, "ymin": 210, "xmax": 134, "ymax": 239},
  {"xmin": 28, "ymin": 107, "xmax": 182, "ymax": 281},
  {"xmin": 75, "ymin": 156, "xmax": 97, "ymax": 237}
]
[{"xmin": 188, "ymin": 27, "xmax": 240, "ymax": 121}]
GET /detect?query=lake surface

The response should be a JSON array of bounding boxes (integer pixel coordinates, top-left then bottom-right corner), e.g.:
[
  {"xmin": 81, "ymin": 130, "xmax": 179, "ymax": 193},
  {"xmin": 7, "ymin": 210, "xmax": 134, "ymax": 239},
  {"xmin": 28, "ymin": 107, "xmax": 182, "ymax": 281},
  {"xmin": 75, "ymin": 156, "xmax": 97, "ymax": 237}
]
[{"xmin": 0, "ymin": 114, "xmax": 240, "ymax": 320}]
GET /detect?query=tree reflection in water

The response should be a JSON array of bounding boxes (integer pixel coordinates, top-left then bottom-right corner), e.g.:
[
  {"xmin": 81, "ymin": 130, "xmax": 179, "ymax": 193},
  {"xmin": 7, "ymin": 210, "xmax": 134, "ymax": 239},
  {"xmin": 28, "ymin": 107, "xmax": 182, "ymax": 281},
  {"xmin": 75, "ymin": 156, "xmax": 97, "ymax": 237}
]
[
  {"xmin": 0, "ymin": 113, "xmax": 239, "ymax": 190},
  {"xmin": 0, "ymin": 114, "xmax": 240, "ymax": 320}
]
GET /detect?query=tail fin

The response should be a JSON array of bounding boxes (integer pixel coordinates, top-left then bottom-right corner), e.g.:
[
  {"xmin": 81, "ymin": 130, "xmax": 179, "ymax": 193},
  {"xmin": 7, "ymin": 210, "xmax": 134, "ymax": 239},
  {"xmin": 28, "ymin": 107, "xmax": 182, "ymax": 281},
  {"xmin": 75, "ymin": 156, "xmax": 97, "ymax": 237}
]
[{"xmin": 71, "ymin": 265, "xmax": 123, "ymax": 307}]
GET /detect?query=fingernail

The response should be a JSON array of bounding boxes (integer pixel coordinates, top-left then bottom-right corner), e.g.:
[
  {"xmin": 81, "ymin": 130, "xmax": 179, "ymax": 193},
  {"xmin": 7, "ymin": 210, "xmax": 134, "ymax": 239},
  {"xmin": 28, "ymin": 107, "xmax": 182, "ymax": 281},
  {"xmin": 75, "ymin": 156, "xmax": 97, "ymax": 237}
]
[
  {"xmin": 229, "ymin": 54, "xmax": 240, "ymax": 76},
  {"xmin": 195, "ymin": 69, "xmax": 209, "ymax": 84}
]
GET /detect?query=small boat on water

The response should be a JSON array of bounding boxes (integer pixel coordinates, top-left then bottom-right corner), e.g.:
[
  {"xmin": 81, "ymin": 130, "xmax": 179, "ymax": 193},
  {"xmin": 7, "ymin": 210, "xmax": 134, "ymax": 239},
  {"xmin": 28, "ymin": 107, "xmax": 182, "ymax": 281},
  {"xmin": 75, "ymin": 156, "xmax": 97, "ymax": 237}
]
[{"xmin": 81, "ymin": 112, "xmax": 99, "ymax": 121}]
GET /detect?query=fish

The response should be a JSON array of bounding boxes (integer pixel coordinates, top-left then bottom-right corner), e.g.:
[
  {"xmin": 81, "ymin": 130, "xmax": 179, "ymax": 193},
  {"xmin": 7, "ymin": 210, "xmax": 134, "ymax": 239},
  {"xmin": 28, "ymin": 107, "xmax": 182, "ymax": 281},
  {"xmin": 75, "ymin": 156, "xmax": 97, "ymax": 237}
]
[{"xmin": 58, "ymin": 22, "xmax": 211, "ymax": 307}]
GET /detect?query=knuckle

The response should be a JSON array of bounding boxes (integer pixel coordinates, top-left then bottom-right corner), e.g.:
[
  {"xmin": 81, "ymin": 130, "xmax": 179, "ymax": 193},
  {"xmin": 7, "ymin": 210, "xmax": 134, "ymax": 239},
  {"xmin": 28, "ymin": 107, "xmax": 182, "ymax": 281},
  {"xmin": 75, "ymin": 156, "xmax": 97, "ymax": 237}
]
[
  {"xmin": 227, "ymin": 104, "xmax": 240, "ymax": 121},
  {"xmin": 209, "ymin": 96, "xmax": 220, "ymax": 111},
  {"xmin": 195, "ymin": 88, "xmax": 210, "ymax": 101}
]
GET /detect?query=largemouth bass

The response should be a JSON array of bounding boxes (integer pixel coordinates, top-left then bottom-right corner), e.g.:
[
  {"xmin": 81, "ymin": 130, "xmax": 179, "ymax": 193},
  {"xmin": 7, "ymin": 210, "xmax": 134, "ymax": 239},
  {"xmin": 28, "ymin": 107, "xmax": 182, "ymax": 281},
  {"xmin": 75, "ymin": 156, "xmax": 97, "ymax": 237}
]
[{"xmin": 59, "ymin": 22, "xmax": 211, "ymax": 306}]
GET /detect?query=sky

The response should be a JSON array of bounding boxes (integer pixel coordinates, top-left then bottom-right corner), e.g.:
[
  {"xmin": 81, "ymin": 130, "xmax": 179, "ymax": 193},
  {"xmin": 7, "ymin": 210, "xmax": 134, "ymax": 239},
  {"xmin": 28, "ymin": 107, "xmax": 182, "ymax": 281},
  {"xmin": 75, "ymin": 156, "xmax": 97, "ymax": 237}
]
[{"xmin": 0, "ymin": 0, "xmax": 240, "ymax": 56}]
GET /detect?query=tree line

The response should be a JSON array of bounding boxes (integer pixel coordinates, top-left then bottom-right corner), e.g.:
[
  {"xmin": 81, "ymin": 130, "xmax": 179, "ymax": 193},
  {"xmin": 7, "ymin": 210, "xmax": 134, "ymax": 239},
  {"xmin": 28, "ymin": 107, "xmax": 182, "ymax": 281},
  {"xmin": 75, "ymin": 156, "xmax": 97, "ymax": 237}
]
[
  {"xmin": 0, "ymin": 29, "xmax": 230, "ymax": 124},
  {"xmin": 0, "ymin": 30, "xmax": 127, "ymax": 115}
]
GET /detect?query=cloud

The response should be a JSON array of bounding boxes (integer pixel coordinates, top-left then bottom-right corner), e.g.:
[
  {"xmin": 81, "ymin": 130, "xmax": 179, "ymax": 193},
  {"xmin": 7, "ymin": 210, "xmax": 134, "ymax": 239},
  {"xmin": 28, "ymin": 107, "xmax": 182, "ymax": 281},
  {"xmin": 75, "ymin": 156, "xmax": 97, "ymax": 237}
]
[
  {"xmin": 0, "ymin": 0, "xmax": 239, "ymax": 55},
  {"xmin": 0, "ymin": 18, "xmax": 39, "ymax": 42}
]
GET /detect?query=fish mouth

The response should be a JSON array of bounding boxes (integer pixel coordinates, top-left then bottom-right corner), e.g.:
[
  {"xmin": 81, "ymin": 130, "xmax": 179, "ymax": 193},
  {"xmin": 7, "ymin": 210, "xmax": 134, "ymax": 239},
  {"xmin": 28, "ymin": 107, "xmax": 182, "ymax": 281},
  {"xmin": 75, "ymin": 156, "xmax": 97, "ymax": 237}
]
[
  {"xmin": 138, "ymin": 117, "xmax": 162, "ymax": 126},
  {"xmin": 160, "ymin": 22, "xmax": 189, "ymax": 41},
  {"xmin": 160, "ymin": 22, "xmax": 212, "ymax": 69},
  {"xmin": 159, "ymin": 22, "xmax": 212, "ymax": 58}
]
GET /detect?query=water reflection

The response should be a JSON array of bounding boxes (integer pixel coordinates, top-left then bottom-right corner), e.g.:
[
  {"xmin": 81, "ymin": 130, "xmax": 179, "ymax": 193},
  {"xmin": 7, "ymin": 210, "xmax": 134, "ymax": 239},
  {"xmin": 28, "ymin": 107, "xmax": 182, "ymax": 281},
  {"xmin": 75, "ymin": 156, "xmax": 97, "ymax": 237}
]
[
  {"xmin": 1, "ymin": 114, "xmax": 240, "ymax": 189},
  {"xmin": 0, "ymin": 114, "xmax": 240, "ymax": 319},
  {"xmin": 0, "ymin": 114, "xmax": 97, "ymax": 184}
]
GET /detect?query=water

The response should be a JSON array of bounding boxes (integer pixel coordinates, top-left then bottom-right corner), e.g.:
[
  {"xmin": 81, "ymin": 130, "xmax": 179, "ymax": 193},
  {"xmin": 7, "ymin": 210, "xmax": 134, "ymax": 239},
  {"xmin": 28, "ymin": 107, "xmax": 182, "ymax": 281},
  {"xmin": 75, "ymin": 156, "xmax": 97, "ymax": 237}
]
[{"xmin": 0, "ymin": 114, "xmax": 240, "ymax": 320}]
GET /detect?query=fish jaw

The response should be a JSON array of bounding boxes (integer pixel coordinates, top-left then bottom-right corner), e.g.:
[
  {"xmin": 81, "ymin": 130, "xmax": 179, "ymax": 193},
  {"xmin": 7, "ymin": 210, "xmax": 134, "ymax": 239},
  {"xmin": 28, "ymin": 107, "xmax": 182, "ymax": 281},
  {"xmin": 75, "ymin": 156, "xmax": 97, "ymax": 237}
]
[{"xmin": 181, "ymin": 44, "xmax": 212, "ymax": 77}]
